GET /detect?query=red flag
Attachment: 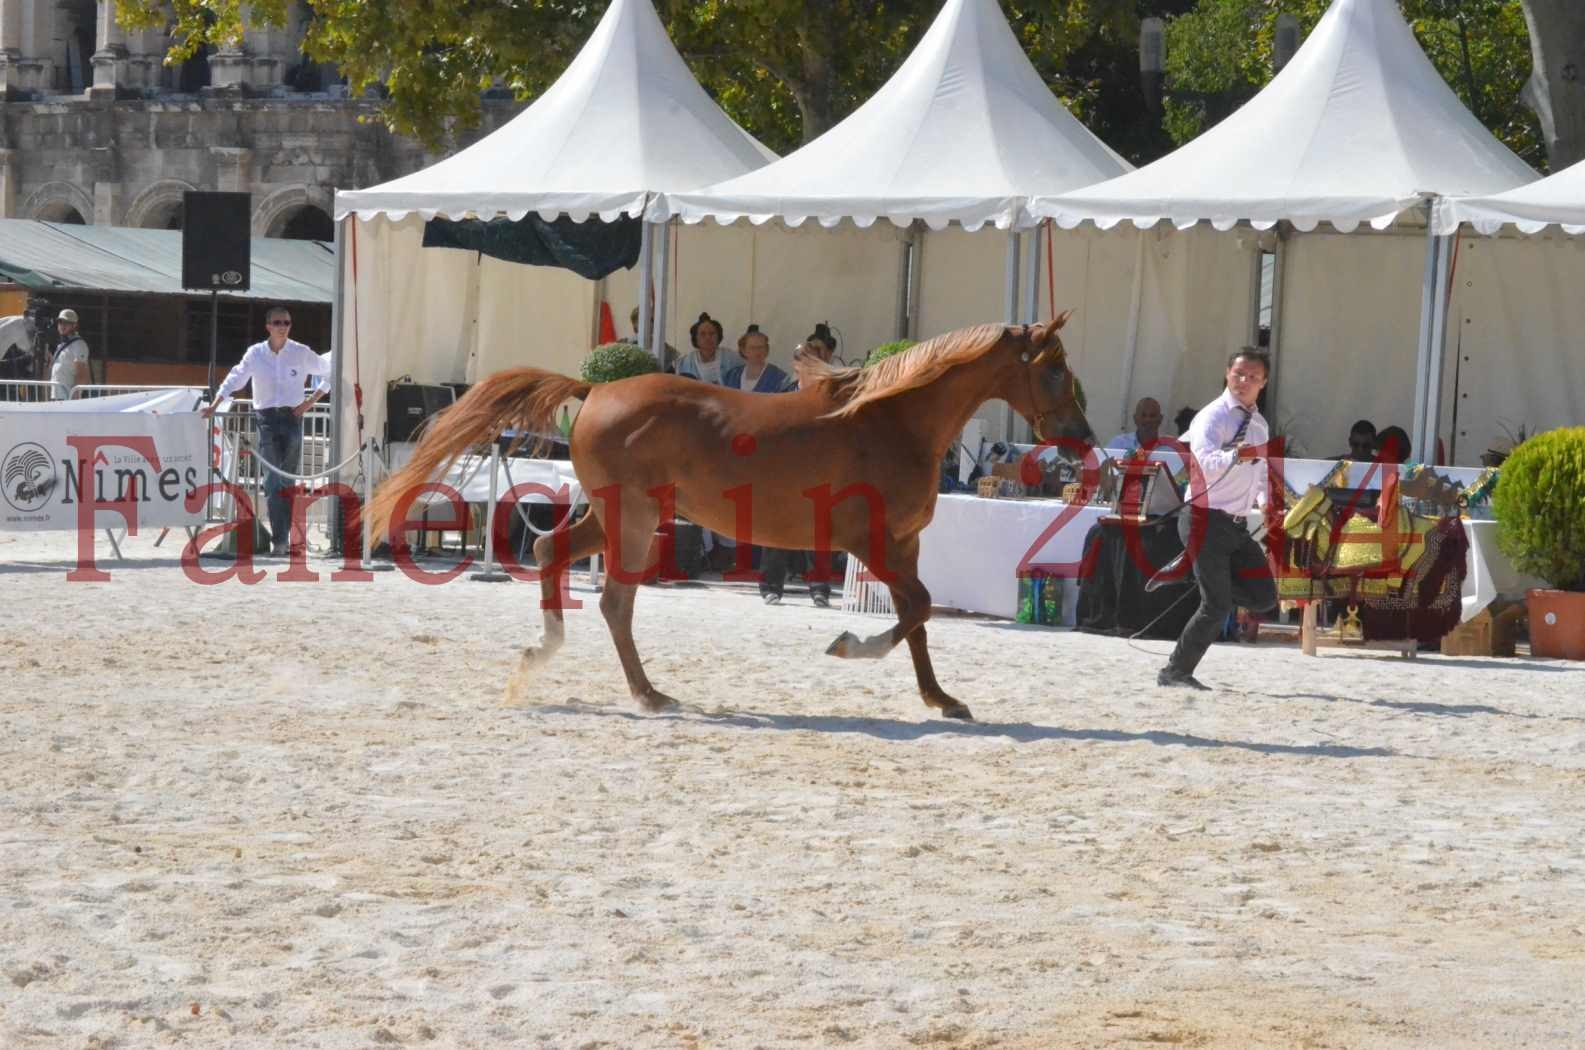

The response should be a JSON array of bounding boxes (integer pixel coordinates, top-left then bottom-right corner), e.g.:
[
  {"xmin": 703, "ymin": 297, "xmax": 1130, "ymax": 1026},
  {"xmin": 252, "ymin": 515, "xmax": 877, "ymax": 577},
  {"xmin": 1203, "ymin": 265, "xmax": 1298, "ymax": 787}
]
[{"xmin": 597, "ymin": 301, "xmax": 617, "ymax": 344}]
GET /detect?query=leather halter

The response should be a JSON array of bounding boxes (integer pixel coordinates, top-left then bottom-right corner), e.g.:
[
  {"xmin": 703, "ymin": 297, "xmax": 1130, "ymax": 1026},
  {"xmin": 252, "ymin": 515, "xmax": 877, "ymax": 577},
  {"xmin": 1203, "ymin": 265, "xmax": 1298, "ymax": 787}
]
[{"xmin": 1019, "ymin": 337, "xmax": 1065, "ymax": 443}]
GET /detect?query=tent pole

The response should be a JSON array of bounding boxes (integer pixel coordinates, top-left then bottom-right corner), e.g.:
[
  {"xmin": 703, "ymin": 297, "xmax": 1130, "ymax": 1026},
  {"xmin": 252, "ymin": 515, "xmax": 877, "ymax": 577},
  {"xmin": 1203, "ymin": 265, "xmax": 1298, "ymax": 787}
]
[
  {"xmin": 1118, "ymin": 230, "xmax": 1146, "ymax": 431},
  {"xmin": 1423, "ymin": 233, "xmax": 1454, "ymax": 463},
  {"xmin": 1003, "ymin": 230, "xmax": 1021, "ymax": 444},
  {"xmin": 1003, "ymin": 229, "xmax": 1020, "ymax": 322},
  {"xmin": 1420, "ymin": 222, "xmax": 1445, "ymax": 459},
  {"xmin": 650, "ymin": 217, "xmax": 672, "ymax": 365},
  {"xmin": 329, "ymin": 213, "xmax": 347, "ymax": 551},
  {"xmin": 1265, "ymin": 232, "xmax": 1289, "ymax": 424},
  {"xmin": 1020, "ymin": 224, "xmax": 1041, "ymax": 324},
  {"xmin": 894, "ymin": 231, "xmax": 912, "ymax": 340},
  {"xmin": 636, "ymin": 220, "xmax": 654, "ymax": 353},
  {"xmin": 906, "ymin": 225, "xmax": 924, "ymax": 340},
  {"xmin": 1411, "ymin": 216, "xmax": 1451, "ymax": 460}
]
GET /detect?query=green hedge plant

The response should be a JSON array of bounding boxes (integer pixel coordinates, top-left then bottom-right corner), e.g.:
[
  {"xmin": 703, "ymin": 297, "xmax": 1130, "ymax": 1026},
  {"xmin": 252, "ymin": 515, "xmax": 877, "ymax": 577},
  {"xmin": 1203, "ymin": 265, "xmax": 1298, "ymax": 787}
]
[
  {"xmin": 863, "ymin": 339, "xmax": 916, "ymax": 368},
  {"xmin": 580, "ymin": 341, "xmax": 660, "ymax": 384},
  {"xmin": 1492, "ymin": 426, "xmax": 1585, "ymax": 591}
]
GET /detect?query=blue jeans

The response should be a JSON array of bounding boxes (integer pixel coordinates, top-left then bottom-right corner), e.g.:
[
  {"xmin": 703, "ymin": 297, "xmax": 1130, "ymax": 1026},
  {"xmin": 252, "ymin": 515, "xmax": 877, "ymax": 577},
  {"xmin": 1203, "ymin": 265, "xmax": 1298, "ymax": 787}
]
[{"xmin": 256, "ymin": 408, "xmax": 303, "ymax": 547}]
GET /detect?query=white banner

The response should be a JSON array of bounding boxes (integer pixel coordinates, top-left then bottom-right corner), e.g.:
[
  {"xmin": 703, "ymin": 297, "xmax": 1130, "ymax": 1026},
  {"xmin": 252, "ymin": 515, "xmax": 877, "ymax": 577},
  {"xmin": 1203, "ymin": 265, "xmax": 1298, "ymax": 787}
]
[{"xmin": 0, "ymin": 393, "xmax": 209, "ymax": 532}]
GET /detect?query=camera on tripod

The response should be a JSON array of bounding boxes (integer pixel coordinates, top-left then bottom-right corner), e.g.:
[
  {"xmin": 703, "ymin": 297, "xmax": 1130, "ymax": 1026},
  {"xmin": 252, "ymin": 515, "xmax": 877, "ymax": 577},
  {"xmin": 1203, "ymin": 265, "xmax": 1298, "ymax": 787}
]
[{"xmin": 22, "ymin": 297, "xmax": 56, "ymax": 333}]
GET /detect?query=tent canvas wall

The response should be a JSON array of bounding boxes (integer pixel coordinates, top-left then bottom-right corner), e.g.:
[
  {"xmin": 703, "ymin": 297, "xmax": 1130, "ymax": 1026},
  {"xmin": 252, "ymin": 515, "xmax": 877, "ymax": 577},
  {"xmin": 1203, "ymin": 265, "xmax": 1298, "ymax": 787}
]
[
  {"xmin": 916, "ymin": 224, "xmax": 1257, "ymax": 444},
  {"xmin": 1278, "ymin": 225, "xmax": 1585, "ymax": 464}
]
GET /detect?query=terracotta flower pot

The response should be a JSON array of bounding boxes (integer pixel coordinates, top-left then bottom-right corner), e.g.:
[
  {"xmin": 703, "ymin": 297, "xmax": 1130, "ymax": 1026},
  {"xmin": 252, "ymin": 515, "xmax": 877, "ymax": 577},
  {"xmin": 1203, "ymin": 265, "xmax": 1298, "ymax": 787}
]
[{"xmin": 1525, "ymin": 589, "xmax": 1585, "ymax": 661}]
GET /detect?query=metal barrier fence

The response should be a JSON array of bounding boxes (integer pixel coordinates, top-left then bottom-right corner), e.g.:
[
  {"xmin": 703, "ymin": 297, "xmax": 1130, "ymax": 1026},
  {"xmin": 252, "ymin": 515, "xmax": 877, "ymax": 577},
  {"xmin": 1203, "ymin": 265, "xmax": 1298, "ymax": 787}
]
[
  {"xmin": 0, "ymin": 379, "xmax": 65, "ymax": 402},
  {"xmin": 0, "ymin": 381, "xmax": 205, "ymax": 402},
  {"xmin": 211, "ymin": 399, "xmax": 340, "ymax": 546},
  {"xmin": 71, "ymin": 384, "xmax": 206, "ymax": 400}
]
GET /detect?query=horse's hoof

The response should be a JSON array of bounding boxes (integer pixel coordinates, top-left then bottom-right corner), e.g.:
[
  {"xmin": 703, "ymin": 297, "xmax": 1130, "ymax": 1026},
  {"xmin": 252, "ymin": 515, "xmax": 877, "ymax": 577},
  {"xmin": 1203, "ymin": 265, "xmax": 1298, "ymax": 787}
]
[
  {"xmin": 939, "ymin": 702, "xmax": 974, "ymax": 721},
  {"xmin": 826, "ymin": 631, "xmax": 861, "ymax": 658},
  {"xmin": 501, "ymin": 654, "xmax": 532, "ymax": 705},
  {"xmin": 636, "ymin": 689, "xmax": 679, "ymax": 713}
]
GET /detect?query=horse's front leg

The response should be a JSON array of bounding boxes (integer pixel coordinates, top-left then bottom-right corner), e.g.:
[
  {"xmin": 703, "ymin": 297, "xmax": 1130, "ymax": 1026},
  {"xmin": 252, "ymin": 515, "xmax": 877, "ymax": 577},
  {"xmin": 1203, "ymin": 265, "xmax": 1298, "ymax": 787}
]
[
  {"xmin": 825, "ymin": 536, "xmax": 971, "ymax": 720},
  {"xmin": 597, "ymin": 490, "xmax": 677, "ymax": 713}
]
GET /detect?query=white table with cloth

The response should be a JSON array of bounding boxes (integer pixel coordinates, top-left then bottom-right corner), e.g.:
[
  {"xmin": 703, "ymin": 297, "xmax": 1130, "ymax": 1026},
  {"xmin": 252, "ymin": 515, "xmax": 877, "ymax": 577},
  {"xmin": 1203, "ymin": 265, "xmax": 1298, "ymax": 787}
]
[
  {"xmin": 385, "ymin": 443, "xmax": 584, "ymax": 567},
  {"xmin": 917, "ymin": 494, "xmax": 1109, "ymax": 622},
  {"xmin": 917, "ymin": 497, "xmax": 1535, "ymax": 627},
  {"xmin": 388, "ymin": 442, "xmax": 583, "ymax": 509},
  {"xmin": 1460, "ymin": 519, "xmax": 1545, "ymax": 622}
]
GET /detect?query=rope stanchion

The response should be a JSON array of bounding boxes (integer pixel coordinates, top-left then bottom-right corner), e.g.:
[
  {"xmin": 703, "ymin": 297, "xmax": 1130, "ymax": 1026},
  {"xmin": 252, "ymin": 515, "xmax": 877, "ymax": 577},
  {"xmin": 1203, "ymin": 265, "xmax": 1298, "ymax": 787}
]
[
  {"xmin": 469, "ymin": 442, "xmax": 510, "ymax": 582},
  {"xmin": 500, "ymin": 455, "xmax": 597, "ymax": 587},
  {"xmin": 500, "ymin": 455, "xmax": 584, "ymax": 537},
  {"xmin": 240, "ymin": 436, "xmax": 366, "ymax": 484},
  {"xmin": 361, "ymin": 441, "xmax": 395, "ymax": 572}
]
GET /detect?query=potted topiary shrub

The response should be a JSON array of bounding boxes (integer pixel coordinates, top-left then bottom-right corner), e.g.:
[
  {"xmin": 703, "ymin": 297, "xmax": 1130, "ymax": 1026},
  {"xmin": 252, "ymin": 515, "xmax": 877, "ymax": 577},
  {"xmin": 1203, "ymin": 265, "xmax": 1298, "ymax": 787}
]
[
  {"xmin": 863, "ymin": 339, "xmax": 916, "ymax": 368},
  {"xmin": 578, "ymin": 342, "xmax": 674, "ymax": 578},
  {"xmin": 580, "ymin": 340, "xmax": 660, "ymax": 384},
  {"xmin": 1492, "ymin": 426, "xmax": 1585, "ymax": 659}
]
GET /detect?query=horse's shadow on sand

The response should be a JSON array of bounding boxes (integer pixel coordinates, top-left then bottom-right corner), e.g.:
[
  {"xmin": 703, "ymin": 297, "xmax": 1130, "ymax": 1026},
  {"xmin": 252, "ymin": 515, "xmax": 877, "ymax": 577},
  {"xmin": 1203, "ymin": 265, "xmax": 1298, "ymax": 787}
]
[{"xmin": 527, "ymin": 703, "xmax": 1395, "ymax": 759}]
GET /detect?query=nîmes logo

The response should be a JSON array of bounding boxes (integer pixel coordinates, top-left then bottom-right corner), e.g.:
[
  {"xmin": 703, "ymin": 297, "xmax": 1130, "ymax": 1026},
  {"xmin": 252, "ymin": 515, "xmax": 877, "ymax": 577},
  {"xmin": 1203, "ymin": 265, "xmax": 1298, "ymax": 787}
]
[{"xmin": 3, "ymin": 442, "xmax": 58, "ymax": 513}]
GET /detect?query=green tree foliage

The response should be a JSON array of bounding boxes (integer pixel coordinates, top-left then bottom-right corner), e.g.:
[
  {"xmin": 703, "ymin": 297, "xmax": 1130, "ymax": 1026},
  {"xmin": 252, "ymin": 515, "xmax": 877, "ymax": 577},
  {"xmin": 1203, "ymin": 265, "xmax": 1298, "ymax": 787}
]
[
  {"xmin": 1162, "ymin": 0, "xmax": 1543, "ymax": 167},
  {"xmin": 114, "ymin": 0, "xmax": 1178, "ymax": 158},
  {"xmin": 116, "ymin": 0, "xmax": 1544, "ymax": 167}
]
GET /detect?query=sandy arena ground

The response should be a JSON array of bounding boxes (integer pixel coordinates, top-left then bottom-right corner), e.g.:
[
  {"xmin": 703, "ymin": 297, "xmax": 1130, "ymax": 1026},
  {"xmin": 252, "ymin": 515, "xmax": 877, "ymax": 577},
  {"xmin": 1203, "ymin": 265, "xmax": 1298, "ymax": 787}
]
[{"xmin": 2, "ymin": 528, "xmax": 1584, "ymax": 1049}]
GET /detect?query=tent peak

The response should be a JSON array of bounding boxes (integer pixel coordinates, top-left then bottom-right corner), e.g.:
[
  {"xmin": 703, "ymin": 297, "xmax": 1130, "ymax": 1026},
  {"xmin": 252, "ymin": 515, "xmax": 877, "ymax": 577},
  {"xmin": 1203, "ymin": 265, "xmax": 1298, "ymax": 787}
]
[{"xmin": 1029, "ymin": 0, "xmax": 1536, "ymax": 232}]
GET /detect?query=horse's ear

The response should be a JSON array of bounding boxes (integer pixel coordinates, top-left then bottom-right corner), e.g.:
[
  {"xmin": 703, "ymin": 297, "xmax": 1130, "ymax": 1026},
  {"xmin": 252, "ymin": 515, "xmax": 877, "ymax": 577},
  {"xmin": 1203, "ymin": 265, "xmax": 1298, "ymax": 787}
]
[{"xmin": 1032, "ymin": 310, "xmax": 1074, "ymax": 358}]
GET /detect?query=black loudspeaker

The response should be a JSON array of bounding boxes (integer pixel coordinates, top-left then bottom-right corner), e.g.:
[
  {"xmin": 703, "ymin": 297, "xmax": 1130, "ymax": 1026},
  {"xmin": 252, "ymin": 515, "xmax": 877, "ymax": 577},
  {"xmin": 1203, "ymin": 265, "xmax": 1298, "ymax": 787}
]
[
  {"xmin": 386, "ymin": 383, "xmax": 456, "ymax": 443},
  {"xmin": 182, "ymin": 192, "xmax": 252, "ymax": 292}
]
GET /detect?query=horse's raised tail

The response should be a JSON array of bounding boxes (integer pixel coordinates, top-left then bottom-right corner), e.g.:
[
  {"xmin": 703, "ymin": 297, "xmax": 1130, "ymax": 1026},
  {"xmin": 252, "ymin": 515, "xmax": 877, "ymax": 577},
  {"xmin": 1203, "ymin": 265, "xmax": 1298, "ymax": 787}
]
[{"xmin": 361, "ymin": 368, "xmax": 590, "ymax": 544}]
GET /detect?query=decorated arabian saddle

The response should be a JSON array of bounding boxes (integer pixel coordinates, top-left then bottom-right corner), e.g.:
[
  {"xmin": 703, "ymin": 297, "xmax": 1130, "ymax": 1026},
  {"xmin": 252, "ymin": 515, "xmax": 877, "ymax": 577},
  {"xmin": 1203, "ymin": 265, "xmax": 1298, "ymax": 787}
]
[{"xmin": 1272, "ymin": 463, "xmax": 1470, "ymax": 644}]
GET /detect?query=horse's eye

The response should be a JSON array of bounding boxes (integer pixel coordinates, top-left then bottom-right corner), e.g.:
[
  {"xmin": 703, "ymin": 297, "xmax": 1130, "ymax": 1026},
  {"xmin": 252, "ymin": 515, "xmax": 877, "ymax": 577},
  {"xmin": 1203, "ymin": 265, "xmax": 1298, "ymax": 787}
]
[{"xmin": 1047, "ymin": 364, "xmax": 1065, "ymax": 380}]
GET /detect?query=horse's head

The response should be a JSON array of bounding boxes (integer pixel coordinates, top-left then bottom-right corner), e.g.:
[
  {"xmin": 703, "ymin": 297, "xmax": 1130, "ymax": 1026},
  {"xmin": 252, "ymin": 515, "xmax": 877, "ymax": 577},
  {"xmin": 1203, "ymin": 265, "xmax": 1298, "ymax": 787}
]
[{"xmin": 1000, "ymin": 310, "xmax": 1095, "ymax": 455}]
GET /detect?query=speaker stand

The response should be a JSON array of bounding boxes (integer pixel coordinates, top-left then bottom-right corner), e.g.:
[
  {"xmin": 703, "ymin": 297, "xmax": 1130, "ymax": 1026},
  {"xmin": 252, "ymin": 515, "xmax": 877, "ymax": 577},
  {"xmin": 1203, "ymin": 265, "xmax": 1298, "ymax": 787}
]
[{"xmin": 205, "ymin": 291, "xmax": 218, "ymax": 395}]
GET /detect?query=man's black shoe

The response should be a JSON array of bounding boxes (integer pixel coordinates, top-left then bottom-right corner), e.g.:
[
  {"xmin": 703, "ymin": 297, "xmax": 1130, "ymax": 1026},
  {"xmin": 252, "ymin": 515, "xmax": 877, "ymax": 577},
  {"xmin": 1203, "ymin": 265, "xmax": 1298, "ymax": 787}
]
[{"xmin": 1157, "ymin": 667, "xmax": 1211, "ymax": 691}]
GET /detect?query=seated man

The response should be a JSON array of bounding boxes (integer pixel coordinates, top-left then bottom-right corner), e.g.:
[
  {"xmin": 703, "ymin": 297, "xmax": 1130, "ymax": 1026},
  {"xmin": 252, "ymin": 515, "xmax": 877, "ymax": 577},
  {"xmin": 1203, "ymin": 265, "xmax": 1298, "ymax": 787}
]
[
  {"xmin": 1376, "ymin": 425, "xmax": 1412, "ymax": 464},
  {"xmin": 1335, "ymin": 418, "xmax": 1377, "ymax": 461},
  {"xmin": 1105, "ymin": 397, "xmax": 1163, "ymax": 454}
]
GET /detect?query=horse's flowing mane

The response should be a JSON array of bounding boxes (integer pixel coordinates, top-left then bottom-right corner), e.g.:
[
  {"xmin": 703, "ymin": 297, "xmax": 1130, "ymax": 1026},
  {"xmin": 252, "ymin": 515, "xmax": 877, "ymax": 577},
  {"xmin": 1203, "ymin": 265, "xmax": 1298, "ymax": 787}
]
[{"xmin": 802, "ymin": 323, "xmax": 1009, "ymax": 418}]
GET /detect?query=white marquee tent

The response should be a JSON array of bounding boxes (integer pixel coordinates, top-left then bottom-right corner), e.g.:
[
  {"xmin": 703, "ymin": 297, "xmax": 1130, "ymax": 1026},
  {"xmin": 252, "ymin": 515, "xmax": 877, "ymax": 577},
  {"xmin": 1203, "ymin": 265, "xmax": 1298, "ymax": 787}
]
[
  {"xmin": 650, "ymin": 0, "xmax": 1130, "ymax": 233},
  {"xmin": 648, "ymin": 0, "xmax": 1145, "ymax": 440},
  {"xmin": 328, "ymin": 0, "xmax": 775, "ymax": 462},
  {"xmin": 1028, "ymin": 0, "xmax": 1539, "ymax": 464},
  {"xmin": 1436, "ymin": 156, "xmax": 1585, "ymax": 236},
  {"xmin": 1421, "ymin": 158, "xmax": 1585, "ymax": 461}
]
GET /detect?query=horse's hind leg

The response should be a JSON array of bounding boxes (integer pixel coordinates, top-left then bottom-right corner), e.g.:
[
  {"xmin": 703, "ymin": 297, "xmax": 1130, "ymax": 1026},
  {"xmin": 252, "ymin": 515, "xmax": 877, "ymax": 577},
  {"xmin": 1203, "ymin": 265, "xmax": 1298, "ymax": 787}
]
[
  {"xmin": 825, "ymin": 536, "xmax": 971, "ymax": 720},
  {"xmin": 597, "ymin": 490, "xmax": 676, "ymax": 713},
  {"xmin": 902, "ymin": 622, "xmax": 971, "ymax": 721},
  {"xmin": 506, "ymin": 509, "xmax": 605, "ymax": 702}
]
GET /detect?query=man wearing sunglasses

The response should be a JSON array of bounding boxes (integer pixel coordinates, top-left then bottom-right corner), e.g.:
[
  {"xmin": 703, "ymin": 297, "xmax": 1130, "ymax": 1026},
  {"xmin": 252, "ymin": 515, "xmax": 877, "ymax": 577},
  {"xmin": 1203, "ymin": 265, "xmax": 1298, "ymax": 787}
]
[{"xmin": 203, "ymin": 307, "xmax": 330, "ymax": 557}]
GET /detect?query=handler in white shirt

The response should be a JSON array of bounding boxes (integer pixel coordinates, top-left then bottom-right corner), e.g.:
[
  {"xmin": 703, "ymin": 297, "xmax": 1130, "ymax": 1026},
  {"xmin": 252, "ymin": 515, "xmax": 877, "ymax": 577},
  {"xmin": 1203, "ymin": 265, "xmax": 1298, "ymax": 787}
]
[
  {"xmin": 1158, "ymin": 348, "xmax": 1278, "ymax": 690},
  {"xmin": 202, "ymin": 307, "xmax": 330, "ymax": 556}
]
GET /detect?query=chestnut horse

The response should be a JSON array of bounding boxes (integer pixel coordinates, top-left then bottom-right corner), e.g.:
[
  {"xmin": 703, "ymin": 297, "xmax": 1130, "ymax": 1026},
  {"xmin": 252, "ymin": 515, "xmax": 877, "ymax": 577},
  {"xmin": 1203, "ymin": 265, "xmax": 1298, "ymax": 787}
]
[{"xmin": 365, "ymin": 314, "xmax": 1093, "ymax": 720}]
